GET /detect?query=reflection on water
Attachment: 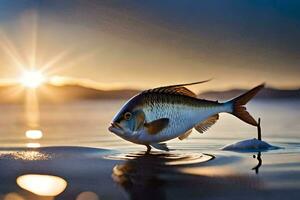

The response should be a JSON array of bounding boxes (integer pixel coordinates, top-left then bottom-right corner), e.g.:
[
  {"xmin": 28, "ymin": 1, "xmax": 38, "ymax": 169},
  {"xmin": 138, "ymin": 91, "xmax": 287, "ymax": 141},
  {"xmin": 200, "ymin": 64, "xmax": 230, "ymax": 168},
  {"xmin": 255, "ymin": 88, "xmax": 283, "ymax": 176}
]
[
  {"xmin": 25, "ymin": 130, "xmax": 43, "ymax": 139},
  {"xmin": 252, "ymin": 152, "xmax": 263, "ymax": 174},
  {"xmin": 180, "ymin": 165, "xmax": 235, "ymax": 177},
  {"xmin": 24, "ymin": 86, "xmax": 43, "ymax": 148},
  {"xmin": 76, "ymin": 191, "xmax": 100, "ymax": 200},
  {"xmin": 16, "ymin": 174, "xmax": 67, "ymax": 196},
  {"xmin": 3, "ymin": 192, "xmax": 25, "ymax": 200},
  {"xmin": 112, "ymin": 152, "xmax": 170, "ymax": 200},
  {"xmin": 25, "ymin": 129, "xmax": 43, "ymax": 148},
  {"xmin": 25, "ymin": 89, "xmax": 40, "ymax": 128},
  {"xmin": 26, "ymin": 142, "xmax": 41, "ymax": 148},
  {"xmin": 112, "ymin": 152, "xmax": 214, "ymax": 200},
  {"xmin": 0, "ymin": 151, "xmax": 51, "ymax": 160},
  {"xmin": 25, "ymin": 129, "xmax": 42, "ymax": 148}
]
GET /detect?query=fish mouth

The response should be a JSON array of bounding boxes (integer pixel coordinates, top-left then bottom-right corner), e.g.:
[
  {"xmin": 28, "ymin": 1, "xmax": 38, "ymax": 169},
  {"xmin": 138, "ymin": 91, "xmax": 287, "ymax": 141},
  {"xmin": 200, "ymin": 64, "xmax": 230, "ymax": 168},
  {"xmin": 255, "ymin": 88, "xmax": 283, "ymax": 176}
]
[
  {"xmin": 108, "ymin": 122, "xmax": 124, "ymax": 135},
  {"xmin": 111, "ymin": 122, "xmax": 123, "ymax": 130}
]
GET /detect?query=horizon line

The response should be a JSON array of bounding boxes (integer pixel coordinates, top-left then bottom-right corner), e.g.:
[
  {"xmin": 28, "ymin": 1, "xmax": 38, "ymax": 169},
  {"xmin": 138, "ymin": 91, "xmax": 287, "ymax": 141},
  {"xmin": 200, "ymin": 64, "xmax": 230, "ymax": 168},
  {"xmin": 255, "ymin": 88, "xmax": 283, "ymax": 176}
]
[{"xmin": 0, "ymin": 76, "xmax": 299, "ymax": 92}]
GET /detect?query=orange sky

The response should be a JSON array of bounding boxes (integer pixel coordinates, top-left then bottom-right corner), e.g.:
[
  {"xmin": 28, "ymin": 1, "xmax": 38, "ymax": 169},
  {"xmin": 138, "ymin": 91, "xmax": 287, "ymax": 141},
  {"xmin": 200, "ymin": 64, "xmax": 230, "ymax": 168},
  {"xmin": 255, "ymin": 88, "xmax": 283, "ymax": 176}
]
[{"xmin": 0, "ymin": 1, "xmax": 299, "ymax": 92}]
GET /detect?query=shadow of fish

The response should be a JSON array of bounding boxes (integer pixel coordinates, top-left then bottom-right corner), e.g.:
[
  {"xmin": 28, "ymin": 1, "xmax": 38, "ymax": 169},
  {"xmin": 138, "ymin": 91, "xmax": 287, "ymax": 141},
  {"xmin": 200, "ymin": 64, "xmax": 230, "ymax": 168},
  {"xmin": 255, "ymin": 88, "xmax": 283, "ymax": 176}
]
[{"xmin": 108, "ymin": 81, "xmax": 264, "ymax": 152}]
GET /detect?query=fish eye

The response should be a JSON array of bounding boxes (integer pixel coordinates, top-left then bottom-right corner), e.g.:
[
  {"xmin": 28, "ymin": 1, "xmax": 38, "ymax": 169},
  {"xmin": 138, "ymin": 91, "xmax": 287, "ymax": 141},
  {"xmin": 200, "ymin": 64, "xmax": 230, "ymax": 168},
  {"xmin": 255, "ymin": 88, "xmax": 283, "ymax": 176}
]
[{"xmin": 124, "ymin": 112, "xmax": 132, "ymax": 120}]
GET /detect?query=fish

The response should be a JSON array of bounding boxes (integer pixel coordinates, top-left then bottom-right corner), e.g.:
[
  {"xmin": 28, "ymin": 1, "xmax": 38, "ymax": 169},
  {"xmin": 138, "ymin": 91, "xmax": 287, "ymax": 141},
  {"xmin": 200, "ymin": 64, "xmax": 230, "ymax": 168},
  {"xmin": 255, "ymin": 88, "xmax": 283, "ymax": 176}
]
[{"xmin": 108, "ymin": 81, "xmax": 264, "ymax": 152}]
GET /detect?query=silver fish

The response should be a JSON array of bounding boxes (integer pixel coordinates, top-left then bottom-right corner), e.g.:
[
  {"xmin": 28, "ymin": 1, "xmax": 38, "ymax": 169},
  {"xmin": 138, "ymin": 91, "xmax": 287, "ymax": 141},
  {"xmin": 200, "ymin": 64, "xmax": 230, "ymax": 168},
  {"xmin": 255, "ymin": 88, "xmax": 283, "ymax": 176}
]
[{"xmin": 108, "ymin": 81, "xmax": 264, "ymax": 152}]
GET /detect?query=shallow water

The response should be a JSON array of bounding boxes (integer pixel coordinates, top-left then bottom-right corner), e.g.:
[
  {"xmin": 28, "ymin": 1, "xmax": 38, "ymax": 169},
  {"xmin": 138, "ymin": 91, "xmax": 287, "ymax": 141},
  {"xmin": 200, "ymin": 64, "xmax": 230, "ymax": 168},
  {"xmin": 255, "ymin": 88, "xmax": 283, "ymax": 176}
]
[{"xmin": 0, "ymin": 100, "xmax": 300, "ymax": 199}]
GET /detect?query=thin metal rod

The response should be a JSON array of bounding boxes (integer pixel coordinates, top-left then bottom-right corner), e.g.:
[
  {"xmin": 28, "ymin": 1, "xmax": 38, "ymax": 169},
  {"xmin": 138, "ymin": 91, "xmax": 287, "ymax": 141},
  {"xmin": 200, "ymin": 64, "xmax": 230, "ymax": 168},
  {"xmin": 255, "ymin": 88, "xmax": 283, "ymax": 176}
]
[{"xmin": 257, "ymin": 118, "xmax": 261, "ymax": 141}]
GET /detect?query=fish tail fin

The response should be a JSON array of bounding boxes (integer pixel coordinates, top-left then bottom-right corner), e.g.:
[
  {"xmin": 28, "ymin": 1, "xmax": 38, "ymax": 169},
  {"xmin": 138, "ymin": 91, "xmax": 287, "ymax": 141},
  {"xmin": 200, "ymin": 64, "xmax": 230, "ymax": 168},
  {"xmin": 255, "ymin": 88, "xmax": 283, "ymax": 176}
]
[{"xmin": 225, "ymin": 84, "xmax": 265, "ymax": 126}]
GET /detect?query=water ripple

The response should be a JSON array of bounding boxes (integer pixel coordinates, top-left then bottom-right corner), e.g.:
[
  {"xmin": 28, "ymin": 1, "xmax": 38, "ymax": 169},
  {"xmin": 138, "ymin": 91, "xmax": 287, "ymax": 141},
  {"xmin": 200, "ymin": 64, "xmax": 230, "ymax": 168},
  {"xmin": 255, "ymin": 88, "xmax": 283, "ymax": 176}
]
[{"xmin": 105, "ymin": 151, "xmax": 214, "ymax": 166}]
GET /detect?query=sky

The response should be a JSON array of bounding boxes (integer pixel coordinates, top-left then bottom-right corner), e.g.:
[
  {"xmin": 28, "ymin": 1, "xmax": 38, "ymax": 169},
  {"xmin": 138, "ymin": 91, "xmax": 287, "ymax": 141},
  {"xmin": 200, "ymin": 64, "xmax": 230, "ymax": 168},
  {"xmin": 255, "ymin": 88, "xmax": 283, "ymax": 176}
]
[{"xmin": 0, "ymin": 0, "xmax": 299, "ymax": 91}]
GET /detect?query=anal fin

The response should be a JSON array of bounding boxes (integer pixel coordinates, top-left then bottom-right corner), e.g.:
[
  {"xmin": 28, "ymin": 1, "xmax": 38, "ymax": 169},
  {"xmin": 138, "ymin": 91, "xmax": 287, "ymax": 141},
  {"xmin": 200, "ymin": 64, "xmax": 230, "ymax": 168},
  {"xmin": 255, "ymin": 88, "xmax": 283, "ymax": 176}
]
[{"xmin": 194, "ymin": 114, "xmax": 219, "ymax": 134}]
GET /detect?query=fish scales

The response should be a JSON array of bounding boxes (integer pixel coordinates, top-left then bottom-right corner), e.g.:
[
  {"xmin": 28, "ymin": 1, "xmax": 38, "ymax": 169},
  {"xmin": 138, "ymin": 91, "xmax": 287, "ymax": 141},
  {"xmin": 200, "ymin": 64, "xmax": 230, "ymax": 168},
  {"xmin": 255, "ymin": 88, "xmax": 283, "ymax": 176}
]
[{"xmin": 139, "ymin": 92, "xmax": 223, "ymax": 142}]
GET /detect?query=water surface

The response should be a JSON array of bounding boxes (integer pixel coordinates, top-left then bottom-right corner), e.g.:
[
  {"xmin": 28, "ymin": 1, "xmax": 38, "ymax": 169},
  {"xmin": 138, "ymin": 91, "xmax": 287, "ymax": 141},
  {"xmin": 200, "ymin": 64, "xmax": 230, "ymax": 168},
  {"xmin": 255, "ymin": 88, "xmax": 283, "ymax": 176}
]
[{"xmin": 0, "ymin": 100, "xmax": 299, "ymax": 200}]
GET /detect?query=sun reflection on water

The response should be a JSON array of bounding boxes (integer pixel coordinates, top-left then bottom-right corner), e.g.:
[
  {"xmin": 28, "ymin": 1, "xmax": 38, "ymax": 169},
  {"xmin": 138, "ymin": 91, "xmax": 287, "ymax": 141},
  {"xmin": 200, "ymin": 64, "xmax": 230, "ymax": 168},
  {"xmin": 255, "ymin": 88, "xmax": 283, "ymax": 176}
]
[
  {"xmin": 0, "ymin": 151, "xmax": 50, "ymax": 161},
  {"xmin": 76, "ymin": 191, "xmax": 100, "ymax": 200},
  {"xmin": 25, "ymin": 130, "xmax": 43, "ymax": 139},
  {"xmin": 26, "ymin": 143, "xmax": 41, "ymax": 148},
  {"xmin": 3, "ymin": 192, "xmax": 25, "ymax": 200},
  {"xmin": 16, "ymin": 174, "xmax": 67, "ymax": 196},
  {"xmin": 179, "ymin": 166, "xmax": 234, "ymax": 176}
]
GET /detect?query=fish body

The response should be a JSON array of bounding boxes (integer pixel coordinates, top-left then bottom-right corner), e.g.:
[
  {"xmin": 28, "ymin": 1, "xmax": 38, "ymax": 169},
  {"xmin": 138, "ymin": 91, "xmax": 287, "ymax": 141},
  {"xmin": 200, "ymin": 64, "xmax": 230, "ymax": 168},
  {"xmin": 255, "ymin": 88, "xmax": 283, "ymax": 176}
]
[
  {"xmin": 128, "ymin": 93, "xmax": 225, "ymax": 143},
  {"xmin": 108, "ymin": 81, "xmax": 264, "ymax": 151}
]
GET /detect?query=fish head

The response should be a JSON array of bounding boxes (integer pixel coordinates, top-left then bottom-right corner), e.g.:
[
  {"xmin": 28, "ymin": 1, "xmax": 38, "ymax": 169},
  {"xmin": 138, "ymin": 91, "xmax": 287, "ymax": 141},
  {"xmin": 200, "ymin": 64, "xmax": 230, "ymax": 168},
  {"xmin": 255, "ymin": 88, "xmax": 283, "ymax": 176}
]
[{"xmin": 108, "ymin": 97, "xmax": 145, "ymax": 139}]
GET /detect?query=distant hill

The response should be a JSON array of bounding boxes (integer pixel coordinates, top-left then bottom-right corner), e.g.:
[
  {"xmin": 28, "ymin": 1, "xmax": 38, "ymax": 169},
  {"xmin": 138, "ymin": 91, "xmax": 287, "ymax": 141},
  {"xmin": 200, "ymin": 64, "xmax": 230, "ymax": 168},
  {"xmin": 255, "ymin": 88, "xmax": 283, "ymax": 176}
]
[
  {"xmin": 0, "ymin": 83, "xmax": 299, "ymax": 104},
  {"xmin": 198, "ymin": 87, "xmax": 300, "ymax": 101},
  {"xmin": 0, "ymin": 84, "xmax": 140, "ymax": 104}
]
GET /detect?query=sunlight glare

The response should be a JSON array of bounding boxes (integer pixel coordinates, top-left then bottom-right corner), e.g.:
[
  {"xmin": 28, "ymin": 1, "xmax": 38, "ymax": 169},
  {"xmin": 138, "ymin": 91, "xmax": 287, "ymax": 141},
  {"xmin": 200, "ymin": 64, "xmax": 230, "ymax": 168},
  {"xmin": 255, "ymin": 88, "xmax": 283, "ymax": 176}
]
[
  {"xmin": 20, "ymin": 71, "xmax": 45, "ymax": 88},
  {"xmin": 26, "ymin": 143, "xmax": 41, "ymax": 148},
  {"xmin": 25, "ymin": 130, "xmax": 43, "ymax": 139},
  {"xmin": 16, "ymin": 174, "xmax": 67, "ymax": 196}
]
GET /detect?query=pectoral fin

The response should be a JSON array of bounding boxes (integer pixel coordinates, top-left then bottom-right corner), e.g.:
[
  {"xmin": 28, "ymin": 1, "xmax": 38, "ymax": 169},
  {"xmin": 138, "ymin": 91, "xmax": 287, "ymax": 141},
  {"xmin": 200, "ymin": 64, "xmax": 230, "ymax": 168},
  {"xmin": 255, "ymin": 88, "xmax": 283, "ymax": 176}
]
[
  {"xmin": 151, "ymin": 143, "xmax": 169, "ymax": 151},
  {"xmin": 145, "ymin": 118, "xmax": 169, "ymax": 135},
  {"xmin": 134, "ymin": 110, "xmax": 145, "ymax": 131},
  {"xmin": 178, "ymin": 129, "xmax": 193, "ymax": 140},
  {"xmin": 194, "ymin": 114, "xmax": 219, "ymax": 133}
]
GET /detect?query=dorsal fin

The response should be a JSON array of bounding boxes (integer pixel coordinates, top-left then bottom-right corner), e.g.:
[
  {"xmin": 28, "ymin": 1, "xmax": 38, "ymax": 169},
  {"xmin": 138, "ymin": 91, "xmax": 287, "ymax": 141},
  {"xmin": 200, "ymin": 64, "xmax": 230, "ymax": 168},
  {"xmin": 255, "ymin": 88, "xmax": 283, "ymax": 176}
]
[
  {"xmin": 143, "ymin": 79, "xmax": 211, "ymax": 98},
  {"xmin": 178, "ymin": 129, "xmax": 193, "ymax": 140},
  {"xmin": 159, "ymin": 79, "xmax": 212, "ymax": 88},
  {"xmin": 152, "ymin": 87, "xmax": 197, "ymax": 97},
  {"xmin": 194, "ymin": 114, "xmax": 219, "ymax": 133}
]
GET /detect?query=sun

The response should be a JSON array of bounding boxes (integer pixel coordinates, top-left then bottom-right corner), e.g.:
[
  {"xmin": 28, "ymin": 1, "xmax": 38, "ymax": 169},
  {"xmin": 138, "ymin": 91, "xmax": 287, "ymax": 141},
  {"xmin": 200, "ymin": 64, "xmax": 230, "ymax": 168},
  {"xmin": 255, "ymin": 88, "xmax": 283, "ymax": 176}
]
[{"xmin": 20, "ymin": 70, "xmax": 45, "ymax": 88}]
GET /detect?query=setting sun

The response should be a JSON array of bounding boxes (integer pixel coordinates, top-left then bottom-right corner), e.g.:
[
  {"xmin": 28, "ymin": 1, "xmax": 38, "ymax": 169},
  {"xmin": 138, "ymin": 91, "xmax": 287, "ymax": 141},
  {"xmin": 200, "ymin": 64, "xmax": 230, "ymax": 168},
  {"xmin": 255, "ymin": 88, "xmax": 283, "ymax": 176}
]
[{"xmin": 20, "ymin": 71, "xmax": 45, "ymax": 88}]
